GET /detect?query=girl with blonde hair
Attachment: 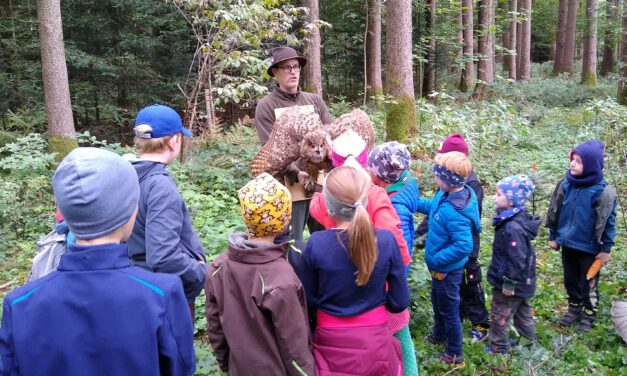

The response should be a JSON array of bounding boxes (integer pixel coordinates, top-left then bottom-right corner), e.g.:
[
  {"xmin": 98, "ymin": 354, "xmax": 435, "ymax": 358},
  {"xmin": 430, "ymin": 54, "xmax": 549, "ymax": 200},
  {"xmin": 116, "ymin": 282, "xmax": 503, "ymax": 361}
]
[{"xmin": 302, "ymin": 165, "xmax": 410, "ymax": 376}]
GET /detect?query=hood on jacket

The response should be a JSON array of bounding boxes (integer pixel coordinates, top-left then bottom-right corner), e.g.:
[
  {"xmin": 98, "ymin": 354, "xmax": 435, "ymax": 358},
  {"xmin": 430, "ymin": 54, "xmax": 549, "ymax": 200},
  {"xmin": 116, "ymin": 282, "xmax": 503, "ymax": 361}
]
[
  {"xmin": 227, "ymin": 231, "xmax": 288, "ymax": 264},
  {"xmin": 567, "ymin": 140, "xmax": 604, "ymax": 186},
  {"xmin": 447, "ymin": 186, "xmax": 482, "ymax": 235},
  {"xmin": 514, "ymin": 211, "xmax": 541, "ymax": 240}
]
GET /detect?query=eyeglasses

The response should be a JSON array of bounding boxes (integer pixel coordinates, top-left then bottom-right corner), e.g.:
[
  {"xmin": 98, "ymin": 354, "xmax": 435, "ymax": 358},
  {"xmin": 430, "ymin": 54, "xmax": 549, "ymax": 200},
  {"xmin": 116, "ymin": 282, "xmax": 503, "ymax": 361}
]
[{"xmin": 277, "ymin": 65, "xmax": 300, "ymax": 73}]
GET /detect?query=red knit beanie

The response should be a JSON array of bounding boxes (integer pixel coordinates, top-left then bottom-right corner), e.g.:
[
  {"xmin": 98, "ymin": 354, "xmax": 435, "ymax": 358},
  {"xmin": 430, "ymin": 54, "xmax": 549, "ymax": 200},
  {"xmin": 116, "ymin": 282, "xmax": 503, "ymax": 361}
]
[{"xmin": 438, "ymin": 133, "xmax": 468, "ymax": 156}]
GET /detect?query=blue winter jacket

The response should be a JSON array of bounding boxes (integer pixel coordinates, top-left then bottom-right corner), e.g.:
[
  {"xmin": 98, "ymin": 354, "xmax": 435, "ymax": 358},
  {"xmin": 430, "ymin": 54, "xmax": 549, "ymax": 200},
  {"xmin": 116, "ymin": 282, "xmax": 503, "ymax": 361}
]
[
  {"xmin": 416, "ymin": 186, "xmax": 481, "ymax": 273},
  {"xmin": 548, "ymin": 179, "xmax": 617, "ymax": 254},
  {"xmin": 487, "ymin": 210, "xmax": 541, "ymax": 298},
  {"xmin": 387, "ymin": 171, "xmax": 420, "ymax": 273},
  {"xmin": 0, "ymin": 243, "xmax": 195, "ymax": 376},
  {"xmin": 128, "ymin": 161, "xmax": 207, "ymax": 303}
]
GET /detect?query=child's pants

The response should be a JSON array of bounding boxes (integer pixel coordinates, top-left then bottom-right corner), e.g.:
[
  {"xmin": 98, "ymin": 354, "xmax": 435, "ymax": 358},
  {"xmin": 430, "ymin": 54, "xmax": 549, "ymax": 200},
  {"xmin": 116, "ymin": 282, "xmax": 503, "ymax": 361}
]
[
  {"xmin": 430, "ymin": 267, "xmax": 463, "ymax": 356},
  {"xmin": 489, "ymin": 289, "xmax": 536, "ymax": 352},
  {"xmin": 562, "ymin": 246, "xmax": 600, "ymax": 316}
]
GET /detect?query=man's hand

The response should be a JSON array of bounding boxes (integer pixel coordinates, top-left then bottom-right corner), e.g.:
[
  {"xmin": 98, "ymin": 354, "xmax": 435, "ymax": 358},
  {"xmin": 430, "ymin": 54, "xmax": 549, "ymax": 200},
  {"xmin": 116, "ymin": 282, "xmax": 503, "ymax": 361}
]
[
  {"xmin": 548, "ymin": 240, "xmax": 560, "ymax": 250},
  {"xmin": 596, "ymin": 251, "xmax": 611, "ymax": 266},
  {"xmin": 297, "ymin": 171, "xmax": 310, "ymax": 186}
]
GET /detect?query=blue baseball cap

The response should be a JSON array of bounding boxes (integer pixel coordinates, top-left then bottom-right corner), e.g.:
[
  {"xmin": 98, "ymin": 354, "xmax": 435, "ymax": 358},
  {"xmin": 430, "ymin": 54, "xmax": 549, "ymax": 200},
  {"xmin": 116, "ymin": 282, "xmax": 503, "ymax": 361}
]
[{"xmin": 134, "ymin": 104, "xmax": 192, "ymax": 138}]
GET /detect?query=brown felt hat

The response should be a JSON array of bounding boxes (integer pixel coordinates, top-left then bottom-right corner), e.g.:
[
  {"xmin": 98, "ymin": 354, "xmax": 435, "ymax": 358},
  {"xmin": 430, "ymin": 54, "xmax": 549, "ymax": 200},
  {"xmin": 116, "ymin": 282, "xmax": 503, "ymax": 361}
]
[{"xmin": 267, "ymin": 46, "xmax": 307, "ymax": 77}]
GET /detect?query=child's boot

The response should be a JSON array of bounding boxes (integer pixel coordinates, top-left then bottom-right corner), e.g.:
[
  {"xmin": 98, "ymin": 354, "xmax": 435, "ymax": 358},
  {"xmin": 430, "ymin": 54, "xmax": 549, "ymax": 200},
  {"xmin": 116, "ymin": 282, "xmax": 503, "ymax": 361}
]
[
  {"xmin": 559, "ymin": 303, "xmax": 582, "ymax": 327},
  {"xmin": 578, "ymin": 309, "xmax": 595, "ymax": 333}
]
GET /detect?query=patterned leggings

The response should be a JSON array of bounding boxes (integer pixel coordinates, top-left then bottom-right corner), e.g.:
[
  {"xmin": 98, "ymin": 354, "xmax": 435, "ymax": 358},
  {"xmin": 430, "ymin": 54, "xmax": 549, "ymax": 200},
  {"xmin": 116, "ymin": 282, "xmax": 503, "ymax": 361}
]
[{"xmin": 394, "ymin": 325, "xmax": 419, "ymax": 376}]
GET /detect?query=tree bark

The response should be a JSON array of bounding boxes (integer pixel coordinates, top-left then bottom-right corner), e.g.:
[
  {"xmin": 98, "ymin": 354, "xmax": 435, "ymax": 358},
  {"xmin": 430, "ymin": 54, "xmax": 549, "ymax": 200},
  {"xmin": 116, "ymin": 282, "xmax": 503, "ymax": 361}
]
[
  {"xmin": 554, "ymin": 0, "xmax": 569, "ymax": 73},
  {"xmin": 618, "ymin": 0, "xmax": 627, "ymax": 105},
  {"xmin": 365, "ymin": 0, "xmax": 383, "ymax": 107},
  {"xmin": 452, "ymin": 6, "xmax": 463, "ymax": 74},
  {"xmin": 600, "ymin": 0, "xmax": 617, "ymax": 76},
  {"xmin": 504, "ymin": 0, "xmax": 518, "ymax": 79},
  {"xmin": 302, "ymin": 0, "xmax": 322, "ymax": 96},
  {"xmin": 37, "ymin": 0, "xmax": 77, "ymax": 160},
  {"xmin": 385, "ymin": 0, "xmax": 416, "ymax": 142},
  {"xmin": 563, "ymin": 0, "xmax": 579, "ymax": 74},
  {"xmin": 459, "ymin": 0, "xmax": 474, "ymax": 92},
  {"xmin": 581, "ymin": 0, "xmax": 599, "ymax": 85},
  {"xmin": 423, "ymin": 0, "xmax": 437, "ymax": 96},
  {"xmin": 475, "ymin": 0, "xmax": 494, "ymax": 96},
  {"xmin": 517, "ymin": 0, "xmax": 532, "ymax": 81}
]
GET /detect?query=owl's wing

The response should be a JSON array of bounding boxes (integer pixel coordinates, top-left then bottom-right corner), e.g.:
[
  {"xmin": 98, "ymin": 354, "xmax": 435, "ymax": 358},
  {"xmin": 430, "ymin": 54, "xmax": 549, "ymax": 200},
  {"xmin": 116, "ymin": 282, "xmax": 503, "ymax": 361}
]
[{"xmin": 327, "ymin": 109, "xmax": 375, "ymax": 150}]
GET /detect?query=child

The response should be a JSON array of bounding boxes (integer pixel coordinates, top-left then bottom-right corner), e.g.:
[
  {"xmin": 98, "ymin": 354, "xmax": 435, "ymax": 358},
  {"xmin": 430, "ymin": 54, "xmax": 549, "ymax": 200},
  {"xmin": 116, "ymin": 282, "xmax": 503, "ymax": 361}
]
[
  {"xmin": 487, "ymin": 175, "xmax": 540, "ymax": 354},
  {"xmin": 0, "ymin": 148, "xmax": 195, "ymax": 375},
  {"xmin": 127, "ymin": 104, "xmax": 207, "ymax": 318},
  {"xmin": 418, "ymin": 151, "xmax": 481, "ymax": 366},
  {"xmin": 416, "ymin": 133, "xmax": 489, "ymax": 341},
  {"xmin": 546, "ymin": 140, "xmax": 617, "ymax": 332},
  {"xmin": 368, "ymin": 141, "xmax": 420, "ymax": 375},
  {"xmin": 302, "ymin": 166, "xmax": 410, "ymax": 375},
  {"xmin": 205, "ymin": 173, "xmax": 315, "ymax": 376}
]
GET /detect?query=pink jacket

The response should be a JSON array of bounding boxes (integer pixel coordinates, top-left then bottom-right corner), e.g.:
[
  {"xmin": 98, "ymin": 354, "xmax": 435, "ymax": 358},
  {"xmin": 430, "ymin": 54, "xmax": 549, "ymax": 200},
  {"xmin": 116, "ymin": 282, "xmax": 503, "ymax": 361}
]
[{"xmin": 309, "ymin": 183, "xmax": 410, "ymax": 267}]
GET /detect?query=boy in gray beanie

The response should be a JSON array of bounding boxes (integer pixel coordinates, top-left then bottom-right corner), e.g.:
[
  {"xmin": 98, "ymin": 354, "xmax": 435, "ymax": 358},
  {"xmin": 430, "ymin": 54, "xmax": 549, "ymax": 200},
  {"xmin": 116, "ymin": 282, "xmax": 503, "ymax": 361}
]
[{"xmin": 0, "ymin": 147, "xmax": 195, "ymax": 376}]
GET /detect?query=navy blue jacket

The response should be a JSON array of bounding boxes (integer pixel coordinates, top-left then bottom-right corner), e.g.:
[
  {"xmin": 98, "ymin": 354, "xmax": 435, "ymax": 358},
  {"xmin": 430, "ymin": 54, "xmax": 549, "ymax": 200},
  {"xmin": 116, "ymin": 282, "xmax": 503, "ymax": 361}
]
[
  {"xmin": 416, "ymin": 186, "xmax": 481, "ymax": 273},
  {"xmin": 0, "ymin": 243, "xmax": 195, "ymax": 376},
  {"xmin": 128, "ymin": 161, "xmax": 207, "ymax": 303},
  {"xmin": 488, "ymin": 210, "xmax": 541, "ymax": 298},
  {"xmin": 547, "ymin": 179, "xmax": 617, "ymax": 254},
  {"xmin": 302, "ymin": 229, "xmax": 410, "ymax": 316}
]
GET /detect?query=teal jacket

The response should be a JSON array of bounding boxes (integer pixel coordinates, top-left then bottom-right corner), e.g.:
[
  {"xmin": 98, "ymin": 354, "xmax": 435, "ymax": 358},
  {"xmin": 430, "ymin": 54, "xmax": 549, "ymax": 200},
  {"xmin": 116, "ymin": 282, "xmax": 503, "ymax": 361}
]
[{"xmin": 416, "ymin": 186, "xmax": 481, "ymax": 273}]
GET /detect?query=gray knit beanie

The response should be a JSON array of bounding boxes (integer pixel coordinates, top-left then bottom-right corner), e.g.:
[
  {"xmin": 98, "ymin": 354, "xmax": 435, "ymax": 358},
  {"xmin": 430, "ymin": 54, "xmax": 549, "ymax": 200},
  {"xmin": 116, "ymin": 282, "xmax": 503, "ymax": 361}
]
[{"xmin": 53, "ymin": 147, "xmax": 140, "ymax": 240}]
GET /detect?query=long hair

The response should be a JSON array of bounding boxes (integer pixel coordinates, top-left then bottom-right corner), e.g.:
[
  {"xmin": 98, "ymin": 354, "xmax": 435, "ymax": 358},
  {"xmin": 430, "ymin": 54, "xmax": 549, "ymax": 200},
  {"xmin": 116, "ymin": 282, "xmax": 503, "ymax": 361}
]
[{"xmin": 325, "ymin": 166, "xmax": 377, "ymax": 286}]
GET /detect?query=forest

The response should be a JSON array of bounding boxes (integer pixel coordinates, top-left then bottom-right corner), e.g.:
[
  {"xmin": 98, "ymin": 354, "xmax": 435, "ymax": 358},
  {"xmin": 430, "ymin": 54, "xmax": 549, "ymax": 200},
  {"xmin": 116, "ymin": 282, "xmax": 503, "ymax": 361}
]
[{"xmin": 1, "ymin": 0, "xmax": 626, "ymax": 375}]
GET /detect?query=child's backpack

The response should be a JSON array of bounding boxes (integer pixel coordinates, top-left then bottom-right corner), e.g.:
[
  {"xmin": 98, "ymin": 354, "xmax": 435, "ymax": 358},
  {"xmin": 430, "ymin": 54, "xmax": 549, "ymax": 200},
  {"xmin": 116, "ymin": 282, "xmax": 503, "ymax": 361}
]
[{"xmin": 28, "ymin": 230, "xmax": 67, "ymax": 281}]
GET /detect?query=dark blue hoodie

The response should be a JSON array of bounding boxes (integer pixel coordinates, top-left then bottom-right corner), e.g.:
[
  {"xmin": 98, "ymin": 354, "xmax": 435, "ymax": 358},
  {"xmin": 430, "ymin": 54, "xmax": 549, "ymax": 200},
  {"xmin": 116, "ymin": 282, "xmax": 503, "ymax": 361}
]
[{"xmin": 550, "ymin": 141, "xmax": 617, "ymax": 254}]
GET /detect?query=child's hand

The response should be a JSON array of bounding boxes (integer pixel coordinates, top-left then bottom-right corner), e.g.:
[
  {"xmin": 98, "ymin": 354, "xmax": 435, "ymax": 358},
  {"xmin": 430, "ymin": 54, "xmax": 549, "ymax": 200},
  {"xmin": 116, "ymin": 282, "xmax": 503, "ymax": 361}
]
[
  {"xmin": 596, "ymin": 252, "xmax": 611, "ymax": 266},
  {"xmin": 502, "ymin": 287, "xmax": 514, "ymax": 296},
  {"xmin": 548, "ymin": 240, "xmax": 560, "ymax": 250}
]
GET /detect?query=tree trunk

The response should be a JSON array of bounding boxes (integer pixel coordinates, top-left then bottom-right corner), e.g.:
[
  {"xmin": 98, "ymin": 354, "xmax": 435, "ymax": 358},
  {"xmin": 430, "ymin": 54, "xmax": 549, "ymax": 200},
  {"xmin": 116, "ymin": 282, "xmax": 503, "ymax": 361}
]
[
  {"xmin": 302, "ymin": 0, "xmax": 322, "ymax": 96},
  {"xmin": 452, "ymin": 7, "xmax": 463, "ymax": 74},
  {"xmin": 459, "ymin": 0, "xmax": 474, "ymax": 92},
  {"xmin": 423, "ymin": 0, "xmax": 437, "ymax": 96},
  {"xmin": 504, "ymin": 0, "xmax": 517, "ymax": 79},
  {"xmin": 475, "ymin": 0, "xmax": 494, "ymax": 96},
  {"xmin": 563, "ymin": 0, "xmax": 579, "ymax": 74},
  {"xmin": 554, "ymin": 0, "xmax": 569, "ymax": 73},
  {"xmin": 385, "ymin": 0, "xmax": 416, "ymax": 142},
  {"xmin": 517, "ymin": 0, "xmax": 532, "ymax": 81},
  {"xmin": 600, "ymin": 0, "xmax": 617, "ymax": 76},
  {"xmin": 618, "ymin": 0, "xmax": 627, "ymax": 105},
  {"xmin": 581, "ymin": 0, "xmax": 599, "ymax": 85},
  {"xmin": 365, "ymin": 0, "xmax": 383, "ymax": 108},
  {"xmin": 36, "ymin": 0, "xmax": 77, "ymax": 160}
]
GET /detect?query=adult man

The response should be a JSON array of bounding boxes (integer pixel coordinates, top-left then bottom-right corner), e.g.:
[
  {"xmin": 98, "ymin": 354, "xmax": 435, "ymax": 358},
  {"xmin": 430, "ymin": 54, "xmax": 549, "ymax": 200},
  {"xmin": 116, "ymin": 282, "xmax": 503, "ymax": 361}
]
[{"xmin": 255, "ymin": 46, "xmax": 333, "ymax": 241}]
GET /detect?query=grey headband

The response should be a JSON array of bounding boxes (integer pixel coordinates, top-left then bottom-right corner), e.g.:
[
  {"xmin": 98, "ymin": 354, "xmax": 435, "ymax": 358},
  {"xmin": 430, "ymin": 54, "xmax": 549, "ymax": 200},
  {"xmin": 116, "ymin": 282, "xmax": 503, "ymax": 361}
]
[{"xmin": 323, "ymin": 173, "xmax": 368, "ymax": 222}]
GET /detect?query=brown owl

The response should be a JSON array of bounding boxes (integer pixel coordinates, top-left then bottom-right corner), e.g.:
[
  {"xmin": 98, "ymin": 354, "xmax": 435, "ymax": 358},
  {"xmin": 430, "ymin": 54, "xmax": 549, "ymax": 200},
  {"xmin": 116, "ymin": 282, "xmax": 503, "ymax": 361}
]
[{"xmin": 326, "ymin": 108, "xmax": 375, "ymax": 151}]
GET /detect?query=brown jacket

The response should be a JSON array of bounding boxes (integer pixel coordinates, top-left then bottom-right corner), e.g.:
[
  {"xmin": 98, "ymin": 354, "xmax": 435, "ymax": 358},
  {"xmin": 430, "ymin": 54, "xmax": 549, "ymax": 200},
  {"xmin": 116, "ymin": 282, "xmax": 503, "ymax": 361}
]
[
  {"xmin": 255, "ymin": 86, "xmax": 333, "ymax": 145},
  {"xmin": 205, "ymin": 232, "xmax": 314, "ymax": 376}
]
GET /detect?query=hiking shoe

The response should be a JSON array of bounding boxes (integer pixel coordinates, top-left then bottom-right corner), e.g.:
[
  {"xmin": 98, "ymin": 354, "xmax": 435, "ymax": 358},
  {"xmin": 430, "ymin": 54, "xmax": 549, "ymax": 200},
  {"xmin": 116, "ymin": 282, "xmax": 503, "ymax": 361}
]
[
  {"xmin": 425, "ymin": 333, "xmax": 446, "ymax": 345},
  {"xmin": 438, "ymin": 352, "xmax": 465, "ymax": 367},
  {"xmin": 578, "ymin": 312, "xmax": 595, "ymax": 333},
  {"xmin": 559, "ymin": 304, "xmax": 582, "ymax": 327},
  {"xmin": 484, "ymin": 344, "xmax": 508, "ymax": 355},
  {"xmin": 469, "ymin": 326, "xmax": 489, "ymax": 342}
]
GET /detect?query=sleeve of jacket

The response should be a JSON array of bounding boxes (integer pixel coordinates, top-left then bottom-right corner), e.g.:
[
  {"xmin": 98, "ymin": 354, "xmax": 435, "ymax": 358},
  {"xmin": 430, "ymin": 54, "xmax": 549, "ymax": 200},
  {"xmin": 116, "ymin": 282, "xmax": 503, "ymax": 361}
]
[
  {"xmin": 383, "ymin": 232, "xmax": 411, "ymax": 313},
  {"xmin": 263, "ymin": 284, "xmax": 315, "ymax": 376},
  {"xmin": 144, "ymin": 180, "xmax": 206, "ymax": 301},
  {"xmin": 599, "ymin": 198, "xmax": 617, "ymax": 252},
  {"xmin": 301, "ymin": 241, "xmax": 319, "ymax": 309},
  {"xmin": 369, "ymin": 188, "xmax": 410, "ymax": 266},
  {"xmin": 254, "ymin": 97, "xmax": 275, "ymax": 145},
  {"xmin": 0, "ymin": 298, "xmax": 17, "ymax": 376},
  {"xmin": 158, "ymin": 280, "xmax": 196, "ymax": 376},
  {"xmin": 430, "ymin": 213, "xmax": 473, "ymax": 270},
  {"xmin": 545, "ymin": 179, "xmax": 565, "ymax": 241},
  {"xmin": 314, "ymin": 95, "xmax": 334, "ymax": 125},
  {"xmin": 393, "ymin": 202, "xmax": 414, "ymax": 258},
  {"xmin": 468, "ymin": 179, "xmax": 484, "ymax": 217},
  {"xmin": 415, "ymin": 196, "xmax": 434, "ymax": 215},
  {"xmin": 502, "ymin": 224, "xmax": 532, "ymax": 285},
  {"xmin": 205, "ymin": 256, "xmax": 230, "ymax": 372}
]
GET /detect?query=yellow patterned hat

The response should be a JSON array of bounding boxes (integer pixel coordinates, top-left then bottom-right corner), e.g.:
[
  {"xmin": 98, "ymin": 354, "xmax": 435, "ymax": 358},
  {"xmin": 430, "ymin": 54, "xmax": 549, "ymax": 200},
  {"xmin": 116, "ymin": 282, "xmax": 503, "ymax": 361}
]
[{"xmin": 238, "ymin": 173, "xmax": 292, "ymax": 237}]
